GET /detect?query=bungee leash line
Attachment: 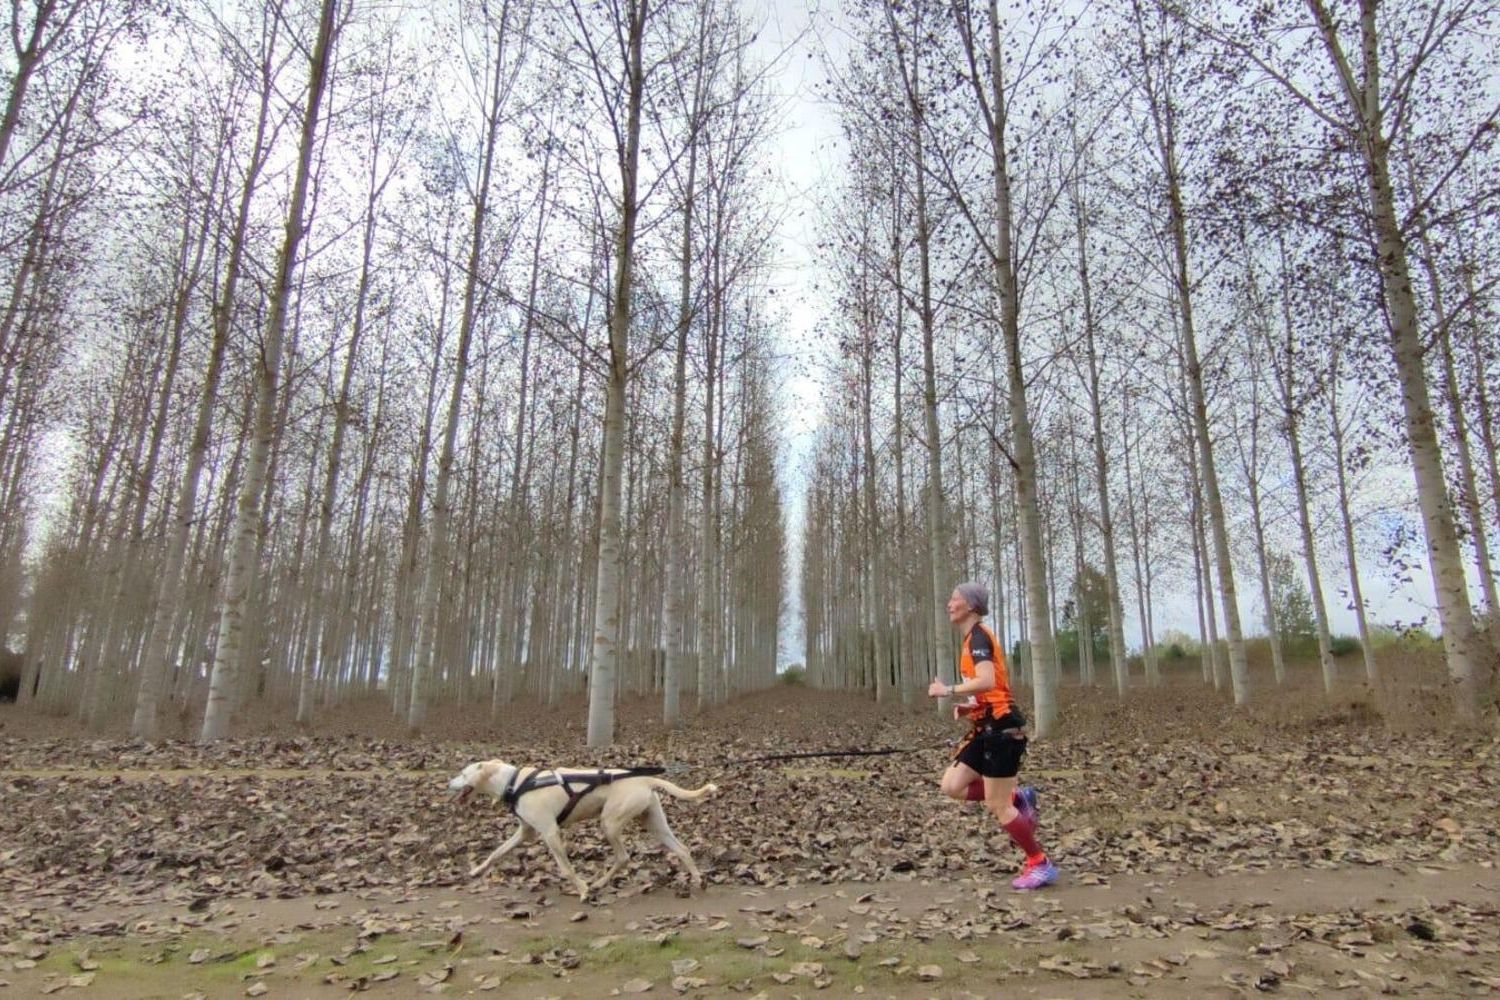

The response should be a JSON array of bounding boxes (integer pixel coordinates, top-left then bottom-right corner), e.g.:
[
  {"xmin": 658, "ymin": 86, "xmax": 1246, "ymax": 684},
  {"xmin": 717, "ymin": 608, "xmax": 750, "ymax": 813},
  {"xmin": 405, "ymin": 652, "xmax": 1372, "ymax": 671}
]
[{"xmin": 649, "ymin": 741, "xmax": 955, "ymax": 774}]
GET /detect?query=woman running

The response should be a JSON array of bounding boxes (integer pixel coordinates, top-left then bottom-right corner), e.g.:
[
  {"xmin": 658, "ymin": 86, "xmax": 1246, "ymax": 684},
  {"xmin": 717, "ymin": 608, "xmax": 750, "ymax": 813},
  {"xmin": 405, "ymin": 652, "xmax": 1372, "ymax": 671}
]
[{"xmin": 928, "ymin": 581, "xmax": 1058, "ymax": 890}]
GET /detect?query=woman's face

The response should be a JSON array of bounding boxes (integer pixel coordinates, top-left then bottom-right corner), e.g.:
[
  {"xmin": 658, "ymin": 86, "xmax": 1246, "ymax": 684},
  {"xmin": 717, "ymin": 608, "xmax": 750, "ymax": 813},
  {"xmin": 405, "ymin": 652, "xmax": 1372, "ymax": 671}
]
[{"xmin": 946, "ymin": 589, "xmax": 970, "ymax": 623}]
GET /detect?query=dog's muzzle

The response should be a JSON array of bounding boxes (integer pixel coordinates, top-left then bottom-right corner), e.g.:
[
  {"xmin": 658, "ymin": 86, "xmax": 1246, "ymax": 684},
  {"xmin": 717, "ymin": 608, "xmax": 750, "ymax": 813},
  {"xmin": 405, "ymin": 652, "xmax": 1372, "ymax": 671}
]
[{"xmin": 450, "ymin": 784, "xmax": 474, "ymax": 805}]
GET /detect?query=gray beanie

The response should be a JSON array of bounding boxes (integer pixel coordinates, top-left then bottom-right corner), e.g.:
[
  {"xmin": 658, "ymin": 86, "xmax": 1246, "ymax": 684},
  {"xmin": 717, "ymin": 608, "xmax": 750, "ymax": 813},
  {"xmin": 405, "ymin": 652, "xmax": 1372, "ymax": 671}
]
[{"xmin": 955, "ymin": 581, "xmax": 989, "ymax": 617}]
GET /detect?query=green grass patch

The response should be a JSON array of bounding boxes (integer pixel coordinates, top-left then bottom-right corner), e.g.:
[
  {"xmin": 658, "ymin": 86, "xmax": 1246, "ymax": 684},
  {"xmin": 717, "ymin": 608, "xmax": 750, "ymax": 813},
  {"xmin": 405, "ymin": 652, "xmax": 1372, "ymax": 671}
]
[
  {"xmin": 29, "ymin": 927, "xmax": 451, "ymax": 995},
  {"xmin": 27, "ymin": 923, "xmax": 1026, "ymax": 996},
  {"xmin": 505, "ymin": 925, "xmax": 1023, "ymax": 991}
]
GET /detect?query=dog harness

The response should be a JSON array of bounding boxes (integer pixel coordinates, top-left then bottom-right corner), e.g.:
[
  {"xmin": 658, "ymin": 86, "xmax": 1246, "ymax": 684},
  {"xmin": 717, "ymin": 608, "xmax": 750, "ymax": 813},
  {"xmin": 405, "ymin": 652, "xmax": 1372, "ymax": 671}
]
[{"xmin": 499, "ymin": 766, "xmax": 667, "ymax": 826}]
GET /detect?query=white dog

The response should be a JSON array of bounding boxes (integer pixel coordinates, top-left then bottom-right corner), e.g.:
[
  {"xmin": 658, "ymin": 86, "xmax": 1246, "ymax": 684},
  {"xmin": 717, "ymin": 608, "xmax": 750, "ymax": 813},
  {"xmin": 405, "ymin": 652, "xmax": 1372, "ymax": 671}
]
[{"xmin": 448, "ymin": 760, "xmax": 717, "ymax": 900}]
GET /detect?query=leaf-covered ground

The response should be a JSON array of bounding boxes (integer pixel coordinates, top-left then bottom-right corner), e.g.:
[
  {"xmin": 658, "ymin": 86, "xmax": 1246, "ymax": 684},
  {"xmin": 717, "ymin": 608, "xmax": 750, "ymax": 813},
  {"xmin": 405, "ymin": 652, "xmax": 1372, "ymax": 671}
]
[{"xmin": 1, "ymin": 678, "xmax": 1497, "ymax": 997}]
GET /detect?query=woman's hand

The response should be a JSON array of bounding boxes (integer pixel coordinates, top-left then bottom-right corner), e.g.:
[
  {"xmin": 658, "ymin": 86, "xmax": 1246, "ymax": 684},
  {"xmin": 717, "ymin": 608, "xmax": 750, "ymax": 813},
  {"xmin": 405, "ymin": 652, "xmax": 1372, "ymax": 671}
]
[{"xmin": 927, "ymin": 678, "xmax": 950, "ymax": 699}]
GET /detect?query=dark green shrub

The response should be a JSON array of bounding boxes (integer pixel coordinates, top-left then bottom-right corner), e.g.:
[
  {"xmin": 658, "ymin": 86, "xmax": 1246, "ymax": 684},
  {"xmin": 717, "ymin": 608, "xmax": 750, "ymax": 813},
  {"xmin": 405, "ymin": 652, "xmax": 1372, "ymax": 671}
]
[{"xmin": 1329, "ymin": 636, "xmax": 1360, "ymax": 657}]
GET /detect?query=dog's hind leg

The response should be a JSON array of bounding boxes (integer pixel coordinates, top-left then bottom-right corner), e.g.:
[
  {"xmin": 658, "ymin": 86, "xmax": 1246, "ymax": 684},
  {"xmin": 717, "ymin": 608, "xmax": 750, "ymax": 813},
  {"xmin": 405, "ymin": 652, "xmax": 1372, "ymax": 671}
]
[
  {"xmin": 471, "ymin": 824, "xmax": 532, "ymax": 878},
  {"xmin": 644, "ymin": 796, "xmax": 704, "ymax": 889},
  {"xmin": 590, "ymin": 811, "xmax": 634, "ymax": 890}
]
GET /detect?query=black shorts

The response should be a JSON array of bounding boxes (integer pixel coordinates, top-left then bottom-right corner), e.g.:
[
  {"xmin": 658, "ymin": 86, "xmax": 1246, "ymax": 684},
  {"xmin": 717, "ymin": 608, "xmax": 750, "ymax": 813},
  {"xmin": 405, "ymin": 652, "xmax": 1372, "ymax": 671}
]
[{"xmin": 954, "ymin": 722, "xmax": 1028, "ymax": 779}]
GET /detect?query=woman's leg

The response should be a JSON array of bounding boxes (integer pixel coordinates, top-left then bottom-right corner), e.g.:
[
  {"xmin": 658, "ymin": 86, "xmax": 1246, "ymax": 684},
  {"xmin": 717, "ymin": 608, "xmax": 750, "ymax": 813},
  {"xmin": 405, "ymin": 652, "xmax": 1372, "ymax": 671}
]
[
  {"xmin": 985, "ymin": 739, "xmax": 1057, "ymax": 888},
  {"xmin": 982, "ymin": 775, "xmax": 1019, "ymax": 823},
  {"xmin": 940, "ymin": 760, "xmax": 981, "ymax": 799}
]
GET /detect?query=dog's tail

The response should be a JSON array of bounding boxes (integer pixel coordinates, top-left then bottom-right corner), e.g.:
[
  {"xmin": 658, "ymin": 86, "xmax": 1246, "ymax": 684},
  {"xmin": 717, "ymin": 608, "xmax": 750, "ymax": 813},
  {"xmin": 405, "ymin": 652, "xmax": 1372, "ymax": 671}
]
[{"xmin": 645, "ymin": 778, "xmax": 718, "ymax": 801}]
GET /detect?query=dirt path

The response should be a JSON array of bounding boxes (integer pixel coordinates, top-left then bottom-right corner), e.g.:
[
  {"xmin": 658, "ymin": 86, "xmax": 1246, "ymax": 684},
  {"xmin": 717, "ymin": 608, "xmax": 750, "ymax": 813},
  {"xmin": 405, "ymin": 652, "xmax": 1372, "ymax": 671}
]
[{"xmin": 4, "ymin": 863, "xmax": 1496, "ymax": 998}]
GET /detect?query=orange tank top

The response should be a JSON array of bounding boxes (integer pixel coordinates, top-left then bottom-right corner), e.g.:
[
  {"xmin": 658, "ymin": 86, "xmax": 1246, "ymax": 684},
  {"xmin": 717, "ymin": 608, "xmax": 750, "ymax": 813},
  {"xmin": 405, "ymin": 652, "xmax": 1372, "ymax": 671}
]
[{"xmin": 959, "ymin": 622, "xmax": 1012, "ymax": 721}]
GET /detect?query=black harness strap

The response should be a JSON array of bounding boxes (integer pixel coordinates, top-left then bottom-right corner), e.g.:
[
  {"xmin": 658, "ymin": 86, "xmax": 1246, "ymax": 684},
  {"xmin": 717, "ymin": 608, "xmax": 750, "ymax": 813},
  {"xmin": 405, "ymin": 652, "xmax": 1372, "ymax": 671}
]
[{"xmin": 501, "ymin": 766, "xmax": 666, "ymax": 824}]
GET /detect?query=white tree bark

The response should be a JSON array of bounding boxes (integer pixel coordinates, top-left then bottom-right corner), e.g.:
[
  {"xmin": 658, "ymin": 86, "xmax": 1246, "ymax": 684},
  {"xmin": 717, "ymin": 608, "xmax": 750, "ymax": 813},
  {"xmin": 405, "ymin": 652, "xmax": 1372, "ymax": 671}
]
[
  {"xmin": 131, "ymin": 104, "xmax": 248, "ymax": 739},
  {"xmin": 1127, "ymin": 0, "xmax": 1248, "ymax": 702},
  {"xmin": 202, "ymin": 0, "xmax": 340, "ymax": 741},
  {"xmin": 1071, "ymin": 176, "xmax": 1129, "ymax": 696},
  {"xmin": 1327, "ymin": 347, "xmax": 1380, "ymax": 684},
  {"xmin": 409, "ymin": 0, "xmax": 529, "ymax": 729},
  {"xmin": 1265, "ymin": 271, "xmax": 1339, "ymax": 692},
  {"xmin": 585, "ymin": 0, "xmax": 646, "ymax": 748},
  {"xmin": 1311, "ymin": 0, "xmax": 1486, "ymax": 710},
  {"xmin": 1121, "ymin": 393, "xmax": 1159, "ymax": 686},
  {"xmin": 880, "ymin": 0, "xmax": 954, "ymax": 712}
]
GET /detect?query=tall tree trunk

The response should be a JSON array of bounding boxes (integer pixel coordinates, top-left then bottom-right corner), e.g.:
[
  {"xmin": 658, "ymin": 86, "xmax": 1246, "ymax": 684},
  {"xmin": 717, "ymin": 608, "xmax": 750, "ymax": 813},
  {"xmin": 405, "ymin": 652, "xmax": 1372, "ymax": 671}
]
[
  {"xmin": 1230, "ymin": 293, "xmax": 1287, "ymax": 687},
  {"xmin": 696, "ymin": 220, "xmax": 723, "ymax": 708},
  {"xmin": 1169, "ymin": 180, "xmax": 1247, "ymax": 703},
  {"xmin": 409, "ymin": 4, "xmax": 520, "ymax": 730},
  {"xmin": 299, "ymin": 153, "xmax": 386, "ymax": 724},
  {"xmin": 1121, "ymin": 399, "xmax": 1158, "ymax": 685},
  {"xmin": 1411, "ymin": 227, "xmax": 1498, "ymax": 616},
  {"xmin": 988, "ymin": 0, "xmax": 1055, "ymax": 731},
  {"xmin": 859, "ymin": 265, "xmax": 889, "ymax": 703},
  {"xmin": 941, "ymin": 0, "xmax": 1059, "ymax": 731},
  {"xmin": 202, "ymin": 0, "xmax": 340, "ymax": 741},
  {"xmin": 890, "ymin": 179, "xmax": 914, "ymax": 702},
  {"xmin": 1286, "ymin": 399, "xmax": 1338, "ymax": 692},
  {"xmin": 1306, "ymin": 0, "xmax": 1486, "ymax": 712},
  {"xmin": 1073, "ymin": 184, "xmax": 1129, "ymax": 696},
  {"xmin": 495, "ymin": 115, "xmax": 554, "ymax": 717},
  {"xmin": 1458, "ymin": 263, "xmax": 1500, "ymax": 551},
  {"xmin": 1182, "ymin": 406, "xmax": 1224, "ymax": 689},
  {"xmin": 1327, "ymin": 349, "xmax": 1379, "ymax": 683},
  {"xmin": 132, "ymin": 56, "xmax": 276, "ymax": 740},
  {"xmin": 585, "ymin": 0, "xmax": 646, "ymax": 748},
  {"xmin": 882, "ymin": 0, "xmax": 954, "ymax": 712},
  {"xmin": 389, "ymin": 265, "xmax": 450, "ymax": 716},
  {"xmin": 1246, "ymin": 470, "xmax": 1286, "ymax": 686},
  {"xmin": 1260, "ymin": 236, "xmax": 1339, "ymax": 691},
  {"xmin": 662, "ymin": 24, "xmax": 706, "ymax": 723},
  {"xmin": 1129, "ymin": 0, "xmax": 1249, "ymax": 702}
]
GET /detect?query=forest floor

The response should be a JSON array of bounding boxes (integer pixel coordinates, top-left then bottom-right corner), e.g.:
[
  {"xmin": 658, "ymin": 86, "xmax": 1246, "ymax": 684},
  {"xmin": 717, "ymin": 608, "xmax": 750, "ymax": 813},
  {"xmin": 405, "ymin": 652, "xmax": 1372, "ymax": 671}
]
[{"xmin": 1, "ymin": 666, "xmax": 1497, "ymax": 998}]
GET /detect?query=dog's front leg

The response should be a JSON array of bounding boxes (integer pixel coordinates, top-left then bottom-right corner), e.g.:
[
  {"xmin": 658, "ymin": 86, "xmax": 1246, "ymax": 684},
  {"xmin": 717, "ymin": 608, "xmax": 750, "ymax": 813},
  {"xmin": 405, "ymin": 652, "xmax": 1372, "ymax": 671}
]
[
  {"xmin": 533, "ymin": 823, "xmax": 590, "ymax": 901},
  {"xmin": 471, "ymin": 824, "xmax": 531, "ymax": 879}
]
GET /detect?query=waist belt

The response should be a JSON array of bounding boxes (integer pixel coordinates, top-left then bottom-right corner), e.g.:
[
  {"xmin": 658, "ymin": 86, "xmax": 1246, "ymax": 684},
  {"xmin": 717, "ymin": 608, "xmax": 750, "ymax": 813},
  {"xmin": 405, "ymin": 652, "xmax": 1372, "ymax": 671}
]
[
  {"xmin": 952, "ymin": 724, "xmax": 1026, "ymax": 759},
  {"xmin": 976, "ymin": 721, "xmax": 1026, "ymax": 738}
]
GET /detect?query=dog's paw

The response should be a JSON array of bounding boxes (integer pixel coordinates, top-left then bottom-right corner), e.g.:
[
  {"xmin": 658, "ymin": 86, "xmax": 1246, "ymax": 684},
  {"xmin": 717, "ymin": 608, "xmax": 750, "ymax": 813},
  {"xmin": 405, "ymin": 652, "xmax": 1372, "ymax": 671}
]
[{"xmin": 704, "ymin": 783, "xmax": 719, "ymax": 796}]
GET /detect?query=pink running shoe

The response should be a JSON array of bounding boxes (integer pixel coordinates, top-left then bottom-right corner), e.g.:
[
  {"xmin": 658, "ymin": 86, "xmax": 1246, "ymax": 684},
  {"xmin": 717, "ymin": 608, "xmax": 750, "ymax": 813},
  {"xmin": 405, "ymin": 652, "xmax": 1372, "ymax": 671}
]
[{"xmin": 1011, "ymin": 860, "xmax": 1059, "ymax": 891}]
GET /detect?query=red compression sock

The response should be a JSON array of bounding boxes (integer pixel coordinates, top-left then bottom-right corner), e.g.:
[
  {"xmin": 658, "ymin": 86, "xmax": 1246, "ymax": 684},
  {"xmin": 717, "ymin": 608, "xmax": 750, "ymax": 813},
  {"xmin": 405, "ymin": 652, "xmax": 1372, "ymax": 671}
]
[
  {"xmin": 965, "ymin": 778, "xmax": 985, "ymax": 801},
  {"xmin": 1002, "ymin": 811, "xmax": 1048, "ymax": 867}
]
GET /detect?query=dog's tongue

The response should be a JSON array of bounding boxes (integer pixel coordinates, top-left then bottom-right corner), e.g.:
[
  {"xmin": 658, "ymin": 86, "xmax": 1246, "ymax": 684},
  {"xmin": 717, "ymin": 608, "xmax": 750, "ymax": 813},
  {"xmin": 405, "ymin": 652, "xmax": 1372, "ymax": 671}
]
[{"xmin": 454, "ymin": 786, "xmax": 473, "ymax": 806}]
